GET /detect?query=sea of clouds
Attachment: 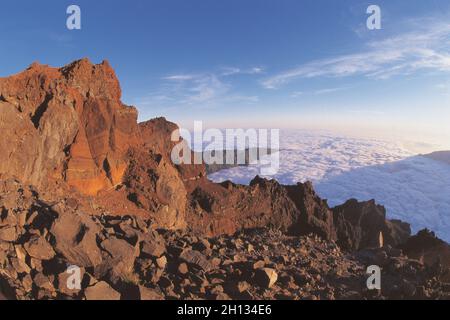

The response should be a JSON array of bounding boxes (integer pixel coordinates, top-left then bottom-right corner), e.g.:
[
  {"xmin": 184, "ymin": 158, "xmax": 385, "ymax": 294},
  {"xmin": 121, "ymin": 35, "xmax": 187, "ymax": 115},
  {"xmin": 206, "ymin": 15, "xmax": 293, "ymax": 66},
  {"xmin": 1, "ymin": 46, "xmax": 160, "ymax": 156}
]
[{"xmin": 208, "ymin": 130, "xmax": 450, "ymax": 242}]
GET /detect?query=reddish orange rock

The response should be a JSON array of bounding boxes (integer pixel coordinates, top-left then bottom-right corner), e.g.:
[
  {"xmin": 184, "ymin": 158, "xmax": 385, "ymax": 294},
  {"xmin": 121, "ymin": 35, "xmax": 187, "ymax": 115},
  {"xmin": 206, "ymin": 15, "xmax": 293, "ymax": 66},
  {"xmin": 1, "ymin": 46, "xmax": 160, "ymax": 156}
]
[{"xmin": 0, "ymin": 58, "xmax": 140, "ymax": 195}]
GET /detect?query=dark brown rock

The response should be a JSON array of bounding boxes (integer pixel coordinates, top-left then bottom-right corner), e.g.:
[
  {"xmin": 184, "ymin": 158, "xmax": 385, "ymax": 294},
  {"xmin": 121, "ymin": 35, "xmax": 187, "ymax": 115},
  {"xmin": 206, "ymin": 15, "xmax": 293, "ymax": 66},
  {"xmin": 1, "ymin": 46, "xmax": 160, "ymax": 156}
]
[
  {"xmin": 50, "ymin": 210, "xmax": 103, "ymax": 268},
  {"xmin": 401, "ymin": 229, "xmax": 450, "ymax": 268},
  {"xmin": 333, "ymin": 199, "xmax": 411, "ymax": 251},
  {"xmin": 180, "ymin": 249, "xmax": 214, "ymax": 272},
  {"xmin": 254, "ymin": 268, "xmax": 278, "ymax": 289}
]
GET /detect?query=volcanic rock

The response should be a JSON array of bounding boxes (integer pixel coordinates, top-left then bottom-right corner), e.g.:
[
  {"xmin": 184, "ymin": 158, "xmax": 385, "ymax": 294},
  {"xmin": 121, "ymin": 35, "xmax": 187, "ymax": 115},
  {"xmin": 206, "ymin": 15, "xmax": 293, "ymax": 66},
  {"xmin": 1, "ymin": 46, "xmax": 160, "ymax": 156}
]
[
  {"xmin": 401, "ymin": 229, "xmax": 450, "ymax": 268},
  {"xmin": 0, "ymin": 227, "xmax": 17, "ymax": 242},
  {"xmin": 99, "ymin": 237, "xmax": 139, "ymax": 282},
  {"xmin": 24, "ymin": 235, "xmax": 55, "ymax": 261},
  {"xmin": 141, "ymin": 235, "xmax": 166, "ymax": 258},
  {"xmin": 50, "ymin": 210, "xmax": 103, "ymax": 268},
  {"xmin": 180, "ymin": 249, "xmax": 214, "ymax": 272},
  {"xmin": 0, "ymin": 59, "xmax": 140, "ymax": 195},
  {"xmin": 0, "ymin": 60, "xmax": 449, "ymax": 301},
  {"xmin": 333, "ymin": 199, "xmax": 411, "ymax": 251},
  {"xmin": 178, "ymin": 263, "xmax": 189, "ymax": 274},
  {"xmin": 84, "ymin": 281, "xmax": 120, "ymax": 300},
  {"xmin": 138, "ymin": 285, "xmax": 164, "ymax": 300},
  {"xmin": 254, "ymin": 268, "xmax": 278, "ymax": 289}
]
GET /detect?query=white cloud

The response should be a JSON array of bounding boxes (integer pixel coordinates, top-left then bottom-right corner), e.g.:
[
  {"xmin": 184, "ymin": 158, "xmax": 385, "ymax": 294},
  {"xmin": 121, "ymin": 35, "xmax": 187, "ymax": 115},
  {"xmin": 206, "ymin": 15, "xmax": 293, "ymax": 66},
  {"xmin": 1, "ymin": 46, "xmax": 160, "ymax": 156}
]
[
  {"xmin": 290, "ymin": 87, "xmax": 348, "ymax": 97},
  {"xmin": 221, "ymin": 66, "xmax": 264, "ymax": 76},
  {"xmin": 262, "ymin": 21, "xmax": 450, "ymax": 89},
  {"xmin": 186, "ymin": 74, "xmax": 229, "ymax": 104},
  {"xmin": 221, "ymin": 67, "xmax": 241, "ymax": 76},
  {"xmin": 290, "ymin": 91, "xmax": 304, "ymax": 98},
  {"xmin": 313, "ymin": 87, "xmax": 348, "ymax": 95},
  {"xmin": 249, "ymin": 67, "xmax": 264, "ymax": 74},
  {"xmin": 163, "ymin": 74, "xmax": 195, "ymax": 81},
  {"xmin": 140, "ymin": 71, "xmax": 260, "ymax": 111}
]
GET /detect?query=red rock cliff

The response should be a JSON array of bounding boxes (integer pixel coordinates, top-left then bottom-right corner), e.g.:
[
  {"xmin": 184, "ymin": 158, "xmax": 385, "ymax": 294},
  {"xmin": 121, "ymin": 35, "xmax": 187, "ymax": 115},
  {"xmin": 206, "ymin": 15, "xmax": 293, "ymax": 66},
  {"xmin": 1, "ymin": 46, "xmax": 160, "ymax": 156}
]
[{"xmin": 0, "ymin": 59, "xmax": 140, "ymax": 195}]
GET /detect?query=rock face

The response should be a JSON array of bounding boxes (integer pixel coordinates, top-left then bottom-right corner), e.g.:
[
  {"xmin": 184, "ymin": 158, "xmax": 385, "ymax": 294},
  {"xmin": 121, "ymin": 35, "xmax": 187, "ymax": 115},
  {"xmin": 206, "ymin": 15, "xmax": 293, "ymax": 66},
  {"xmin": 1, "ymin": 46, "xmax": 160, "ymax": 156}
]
[
  {"xmin": 333, "ymin": 199, "xmax": 411, "ymax": 251},
  {"xmin": 0, "ymin": 59, "xmax": 139, "ymax": 195}
]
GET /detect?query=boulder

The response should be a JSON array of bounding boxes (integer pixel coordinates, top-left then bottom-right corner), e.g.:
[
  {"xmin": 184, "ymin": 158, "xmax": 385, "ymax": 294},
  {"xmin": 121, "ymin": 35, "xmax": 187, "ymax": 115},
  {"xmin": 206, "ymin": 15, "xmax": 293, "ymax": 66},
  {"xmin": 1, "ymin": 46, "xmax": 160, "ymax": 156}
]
[
  {"xmin": 180, "ymin": 249, "xmax": 214, "ymax": 272},
  {"xmin": 99, "ymin": 237, "xmax": 138, "ymax": 282},
  {"xmin": 84, "ymin": 281, "xmax": 120, "ymax": 300},
  {"xmin": 50, "ymin": 211, "xmax": 103, "ymax": 268},
  {"xmin": 24, "ymin": 236, "xmax": 55, "ymax": 261},
  {"xmin": 141, "ymin": 239, "xmax": 166, "ymax": 258}
]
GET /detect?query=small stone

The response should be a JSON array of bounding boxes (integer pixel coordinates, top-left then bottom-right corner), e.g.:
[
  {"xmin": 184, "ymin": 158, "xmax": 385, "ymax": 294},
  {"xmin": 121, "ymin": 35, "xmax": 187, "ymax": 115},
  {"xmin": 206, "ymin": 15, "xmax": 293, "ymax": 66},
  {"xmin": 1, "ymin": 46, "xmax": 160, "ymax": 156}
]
[
  {"xmin": 215, "ymin": 292, "xmax": 231, "ymax": 300},
  {"xmin": 178, "ymin": 263, "xmax": 189, "ymax": 275},
  {"xmin": 156, "ymin": 256, "xmax": 167, "ymax": 269},
  {"xmin": 237, "ymin": 281, "xmax": 250, "ymax": 293},
  {"xmin": 15, "ymin": 245, "xmax": 27, "ymax": 262},
  {"xmin": 209, "ymin": 285, "xmax": 224, "ymax": 295},
  {"xmin": 30, "ymin": 258, "xmax": 43, "ymax": 272},
  {"xmin": 158, "ymin": 276, "xmax": 173, "ymax": 289},
  {"xmin": 253, "ymin": 260, "xmax": 265, "ymax": 269},
  {"xmin": 22, "ymin": 274, "xmax": 33, "ymax": 292},
  {"xmin": 254, "ymin": 268, "xmax": 278, "ymax": 289},
  {"xmin": 211, "ymin": 257, "xmax": 221, "ymax": 267}
]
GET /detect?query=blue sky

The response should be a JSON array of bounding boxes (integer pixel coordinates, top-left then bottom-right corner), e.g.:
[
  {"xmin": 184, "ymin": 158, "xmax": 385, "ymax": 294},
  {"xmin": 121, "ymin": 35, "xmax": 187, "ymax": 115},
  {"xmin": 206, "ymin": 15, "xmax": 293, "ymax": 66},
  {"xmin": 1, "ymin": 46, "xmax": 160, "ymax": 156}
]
[{"xmin": 1, "ymin": 0, "xmax": 450, "ymax": 145}]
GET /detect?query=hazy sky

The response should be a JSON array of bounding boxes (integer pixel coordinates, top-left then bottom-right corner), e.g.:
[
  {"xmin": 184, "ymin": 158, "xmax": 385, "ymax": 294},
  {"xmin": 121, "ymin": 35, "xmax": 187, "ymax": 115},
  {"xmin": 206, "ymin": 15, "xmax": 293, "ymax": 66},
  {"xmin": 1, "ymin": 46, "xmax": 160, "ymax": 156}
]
[{"xmin": 1, "ymin": 0, "xmax": 449, "ymax": 146}]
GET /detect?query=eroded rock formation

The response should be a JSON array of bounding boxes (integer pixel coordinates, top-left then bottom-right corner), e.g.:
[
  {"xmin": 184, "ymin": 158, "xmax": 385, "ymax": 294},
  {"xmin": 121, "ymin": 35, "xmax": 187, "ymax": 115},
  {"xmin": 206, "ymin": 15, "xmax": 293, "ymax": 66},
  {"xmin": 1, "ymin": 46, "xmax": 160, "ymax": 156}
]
[{"xmin": 0, "ymin": 59, "xmax": 140, "ymax": 195}]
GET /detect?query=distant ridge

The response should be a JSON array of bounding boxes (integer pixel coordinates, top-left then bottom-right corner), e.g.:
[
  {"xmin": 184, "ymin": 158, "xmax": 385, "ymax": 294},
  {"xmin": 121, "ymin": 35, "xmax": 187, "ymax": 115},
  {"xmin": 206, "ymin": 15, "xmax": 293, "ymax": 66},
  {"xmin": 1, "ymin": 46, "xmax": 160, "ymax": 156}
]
[{"xmin": 422, "ymin": 150, "xmax": 450, "ymax": 165}]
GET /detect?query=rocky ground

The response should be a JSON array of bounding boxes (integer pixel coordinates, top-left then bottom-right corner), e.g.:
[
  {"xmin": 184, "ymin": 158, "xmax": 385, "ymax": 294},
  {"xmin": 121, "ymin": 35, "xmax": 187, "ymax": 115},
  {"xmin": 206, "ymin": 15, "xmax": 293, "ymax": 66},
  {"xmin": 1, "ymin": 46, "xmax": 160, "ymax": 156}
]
[{"xmin": 0, "ymin": 180, "xmax": 448, "ymax": 300}]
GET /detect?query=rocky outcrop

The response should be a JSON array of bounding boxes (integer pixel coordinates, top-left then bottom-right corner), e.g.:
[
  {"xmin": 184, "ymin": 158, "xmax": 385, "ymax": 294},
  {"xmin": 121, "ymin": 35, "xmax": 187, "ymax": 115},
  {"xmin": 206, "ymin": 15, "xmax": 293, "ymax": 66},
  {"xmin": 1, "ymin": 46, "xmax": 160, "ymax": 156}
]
[
  {"xmin": 0, "ymin": 59, "xmax": 140, "ymax": 195},
  {"xmin": 285, "ymin": 181, "xmax": 336, "ymax": 241},
  {"xmin": 332, "ymin": 199, "xmax": 411, "ymax": 251},
  {"xmin": 401, "ymin": 229, "xmax": 450, "ymax": 273}
]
